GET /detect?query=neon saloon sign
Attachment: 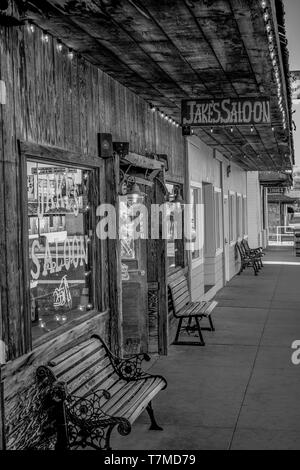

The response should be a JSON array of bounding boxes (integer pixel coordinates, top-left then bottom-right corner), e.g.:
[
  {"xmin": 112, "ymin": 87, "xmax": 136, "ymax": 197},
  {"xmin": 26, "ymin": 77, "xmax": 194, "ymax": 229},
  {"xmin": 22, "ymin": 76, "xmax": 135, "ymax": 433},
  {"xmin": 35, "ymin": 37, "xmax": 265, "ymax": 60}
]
[{"xmin": 181, "ymin": 97, "xmax": 271, "ymax": 126}]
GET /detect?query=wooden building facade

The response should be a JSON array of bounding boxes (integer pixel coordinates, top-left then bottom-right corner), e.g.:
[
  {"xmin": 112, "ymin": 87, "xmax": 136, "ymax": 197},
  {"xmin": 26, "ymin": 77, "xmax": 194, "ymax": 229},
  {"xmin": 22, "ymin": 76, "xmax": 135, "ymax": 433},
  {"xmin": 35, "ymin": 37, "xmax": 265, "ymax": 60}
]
[{"xmin": 0, "ymin": 0, "xmax": 294, "ymax": 450}]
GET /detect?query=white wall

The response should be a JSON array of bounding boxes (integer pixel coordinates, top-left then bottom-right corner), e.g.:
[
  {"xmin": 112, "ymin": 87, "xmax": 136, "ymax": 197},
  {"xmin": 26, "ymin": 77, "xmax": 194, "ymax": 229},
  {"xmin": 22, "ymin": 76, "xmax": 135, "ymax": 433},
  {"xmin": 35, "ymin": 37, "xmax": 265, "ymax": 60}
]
[
  {"xmin": 187, "ymin": 136, "xmax": 251, "ymax": 301},
  {"xmin": 247, "ymin": 172, "xmax": 267, "ymax": 248}
]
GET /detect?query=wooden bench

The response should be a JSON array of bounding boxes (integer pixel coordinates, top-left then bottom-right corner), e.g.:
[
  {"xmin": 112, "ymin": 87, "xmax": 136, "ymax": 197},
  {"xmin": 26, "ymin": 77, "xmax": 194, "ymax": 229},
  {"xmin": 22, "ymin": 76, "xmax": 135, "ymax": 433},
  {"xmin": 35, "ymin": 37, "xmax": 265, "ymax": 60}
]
[
  {"xmin": 36, "ymin": 335, "xmax": 167, "ymax": 450},
  {"xmin": 241, "ymin": 239, "xmax": 264, "ymax": 268},
  {"xmin": 236, "ymin": 242, "xmax": 260, "ymax": 276},
  {"xmin": 168, "ymin": 275, "xmax": 218, "ymax": 346}
]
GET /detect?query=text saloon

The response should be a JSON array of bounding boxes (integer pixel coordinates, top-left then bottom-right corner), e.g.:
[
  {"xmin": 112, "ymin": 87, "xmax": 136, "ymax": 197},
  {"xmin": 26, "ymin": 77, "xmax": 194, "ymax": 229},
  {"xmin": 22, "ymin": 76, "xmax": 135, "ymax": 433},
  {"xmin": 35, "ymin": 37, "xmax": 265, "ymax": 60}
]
[{"xmin": 181, "ymin": 98, "xmax": 271, "ymax": 127}]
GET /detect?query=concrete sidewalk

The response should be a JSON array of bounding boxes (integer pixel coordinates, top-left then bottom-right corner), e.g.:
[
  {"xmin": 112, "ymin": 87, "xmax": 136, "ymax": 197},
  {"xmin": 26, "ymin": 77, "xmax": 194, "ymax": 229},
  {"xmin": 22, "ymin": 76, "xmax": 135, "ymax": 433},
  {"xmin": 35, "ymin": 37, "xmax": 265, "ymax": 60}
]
[{"xmin": 114, "ymin": 248, "xmax": 300, "ymax": 450}]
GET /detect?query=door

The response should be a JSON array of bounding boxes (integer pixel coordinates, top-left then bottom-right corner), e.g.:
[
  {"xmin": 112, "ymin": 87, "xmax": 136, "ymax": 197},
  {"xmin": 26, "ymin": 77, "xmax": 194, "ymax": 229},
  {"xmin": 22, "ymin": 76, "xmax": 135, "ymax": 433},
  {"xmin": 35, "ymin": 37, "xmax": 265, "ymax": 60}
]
[
  {"xmin": 223, "ymin": 194, "xmax": 230, "ymax": 282},
  {"xmin": 120, "ymin": 174, "xmax": 168, "ymax": 357},
  {"xmin": 120, "ymin": 196, "xmax": 148, "ymax": 355}
]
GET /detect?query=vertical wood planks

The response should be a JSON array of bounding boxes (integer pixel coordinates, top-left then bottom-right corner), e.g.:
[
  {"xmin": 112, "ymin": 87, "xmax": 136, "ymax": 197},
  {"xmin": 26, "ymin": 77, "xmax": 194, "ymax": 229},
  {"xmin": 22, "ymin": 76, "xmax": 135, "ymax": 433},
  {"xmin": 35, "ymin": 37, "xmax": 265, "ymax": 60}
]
[
  {"xmin": 0, "ymin": 21, "xmax": 185, "ymax": 361},
  {"xmin": 0, "ymin": 26, "xmax": 24, "ymax": 358}
]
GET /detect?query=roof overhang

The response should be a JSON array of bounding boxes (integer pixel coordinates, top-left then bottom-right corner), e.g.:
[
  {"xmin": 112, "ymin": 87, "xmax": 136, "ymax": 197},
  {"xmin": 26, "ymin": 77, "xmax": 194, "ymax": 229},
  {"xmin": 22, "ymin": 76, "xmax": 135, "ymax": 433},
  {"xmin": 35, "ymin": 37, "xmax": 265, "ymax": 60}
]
[
  {"xmin": 259, "ymin": 170, "xmax": 293, "ymax": 187},
  {"xmin": 12, "ymin": 0, "xmax": 294, "ymax": 171}
]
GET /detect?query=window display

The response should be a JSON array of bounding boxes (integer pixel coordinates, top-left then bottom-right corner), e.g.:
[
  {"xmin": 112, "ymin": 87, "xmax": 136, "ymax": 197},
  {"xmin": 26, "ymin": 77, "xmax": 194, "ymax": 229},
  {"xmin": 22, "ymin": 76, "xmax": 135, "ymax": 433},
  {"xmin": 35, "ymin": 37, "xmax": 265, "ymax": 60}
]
[{"xmin": 27, "ymin": 161, "xmax": 94, "ymax": 341}]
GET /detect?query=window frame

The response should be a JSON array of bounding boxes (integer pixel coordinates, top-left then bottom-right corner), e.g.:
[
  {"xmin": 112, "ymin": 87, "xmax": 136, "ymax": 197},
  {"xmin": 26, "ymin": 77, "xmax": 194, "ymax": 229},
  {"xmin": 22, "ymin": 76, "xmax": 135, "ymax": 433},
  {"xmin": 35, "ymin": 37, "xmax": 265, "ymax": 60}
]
[
  {"xmin": 236, "ymin": 193, "xmax": 243, "ymax": 241},
  {"xmin": 165, "ymin": 181, "xmax": 185, "ymax": 273},
  {"xmin": 190, "ymin": 181, "xmax": 204, "ymax": 267},
  {"xmin": 214, "ymin": 187, "xmax": 223, "ymax": 255},
  {"xmin": 242, "ymin": 195, "xmax": 248, "ymax": 237},
  {"xmin": 20, "ymin": 141, "xmax": 104, "ymax": 350},
  {"xmin": 229, "ymin": 191, "xmax": 236, "ymax": 245}
]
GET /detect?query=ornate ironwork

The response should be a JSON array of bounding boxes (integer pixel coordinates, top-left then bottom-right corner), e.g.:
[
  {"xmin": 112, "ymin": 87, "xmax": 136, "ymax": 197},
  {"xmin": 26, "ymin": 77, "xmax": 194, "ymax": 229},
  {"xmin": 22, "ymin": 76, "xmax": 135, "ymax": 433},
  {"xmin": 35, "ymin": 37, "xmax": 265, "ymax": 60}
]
[
  {"xmin": 108, "ymin": 351, "xmax": 153, "ymax": 381},
  {"xmin": 65, "ymin": 390, "xmax": 131, "ymax": 450}
]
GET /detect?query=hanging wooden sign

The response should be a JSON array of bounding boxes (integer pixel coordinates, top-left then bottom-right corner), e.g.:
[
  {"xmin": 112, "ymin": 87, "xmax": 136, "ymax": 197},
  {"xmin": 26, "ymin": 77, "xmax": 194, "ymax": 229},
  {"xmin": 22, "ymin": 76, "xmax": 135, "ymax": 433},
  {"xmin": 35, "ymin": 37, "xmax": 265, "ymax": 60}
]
[{"xmin": 181, "ymin": 97, "xmax": 271, "ymax": 127}]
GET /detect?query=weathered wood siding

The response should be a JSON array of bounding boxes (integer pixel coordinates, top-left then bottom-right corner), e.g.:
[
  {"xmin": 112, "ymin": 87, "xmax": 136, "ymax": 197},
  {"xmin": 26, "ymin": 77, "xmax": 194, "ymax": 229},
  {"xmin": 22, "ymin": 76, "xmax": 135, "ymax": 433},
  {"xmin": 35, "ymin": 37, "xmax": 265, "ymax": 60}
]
[{"xmin": 0, "ymin": 23, "xmax": 185, "ymax": 361}]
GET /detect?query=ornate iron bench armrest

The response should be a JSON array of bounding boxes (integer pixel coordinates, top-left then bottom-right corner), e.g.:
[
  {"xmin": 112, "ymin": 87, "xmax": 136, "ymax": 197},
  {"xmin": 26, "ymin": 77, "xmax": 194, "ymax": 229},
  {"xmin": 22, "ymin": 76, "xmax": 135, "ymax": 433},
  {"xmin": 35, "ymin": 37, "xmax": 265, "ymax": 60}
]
[
  {"xmin": 108, "ymin": 351, "xmax": 152, "ymax": 381},
  {"xmin": 91, "ymin": 334, "xmax": 153, "ymax": 381}
]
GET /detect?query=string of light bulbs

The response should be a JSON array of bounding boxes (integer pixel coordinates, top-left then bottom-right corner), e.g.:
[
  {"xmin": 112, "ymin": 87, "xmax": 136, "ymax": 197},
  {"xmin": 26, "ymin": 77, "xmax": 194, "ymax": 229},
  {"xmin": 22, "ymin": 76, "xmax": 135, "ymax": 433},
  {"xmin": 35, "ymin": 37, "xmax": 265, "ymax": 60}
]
[
  {"xmin": 261, "ymin": 0, "xmax": 287, "ymax": 131},
  {"xmin": 27, "ymin": 21, "xmax": 75, "ymax": 61},
  {"xmin": 149, "ymin": 103, "xmax": 181, "ymax": 128}
]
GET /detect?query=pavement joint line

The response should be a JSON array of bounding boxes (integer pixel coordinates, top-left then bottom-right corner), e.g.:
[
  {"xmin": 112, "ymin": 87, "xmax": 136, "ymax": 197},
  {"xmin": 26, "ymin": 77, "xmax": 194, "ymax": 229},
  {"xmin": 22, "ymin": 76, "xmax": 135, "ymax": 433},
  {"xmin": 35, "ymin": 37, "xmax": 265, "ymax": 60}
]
[{"xmin": 227, "ymin": 262, "xmax": 284, "ymax": 450}]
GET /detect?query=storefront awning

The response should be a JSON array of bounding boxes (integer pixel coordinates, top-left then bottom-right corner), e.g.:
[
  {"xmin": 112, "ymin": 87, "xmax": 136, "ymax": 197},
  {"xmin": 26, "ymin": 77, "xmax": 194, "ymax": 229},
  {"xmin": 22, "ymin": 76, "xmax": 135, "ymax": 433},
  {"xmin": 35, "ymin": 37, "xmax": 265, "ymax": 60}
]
[
  {"xmin": 260, "ymin": 170, "xmax": 293, "ymax": 187},
  {"xmin": 19, "ymin": 0, "xmax": 294, "ymax": 171}
]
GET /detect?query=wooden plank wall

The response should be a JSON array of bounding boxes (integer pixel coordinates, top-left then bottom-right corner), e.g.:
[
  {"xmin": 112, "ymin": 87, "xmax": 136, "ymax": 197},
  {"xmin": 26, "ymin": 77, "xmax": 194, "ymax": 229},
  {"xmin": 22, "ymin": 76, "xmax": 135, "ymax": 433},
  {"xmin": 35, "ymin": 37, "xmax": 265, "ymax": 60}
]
[{"xmin": 0, "ymin": 23, "xmax": 185, "ymax": 361}]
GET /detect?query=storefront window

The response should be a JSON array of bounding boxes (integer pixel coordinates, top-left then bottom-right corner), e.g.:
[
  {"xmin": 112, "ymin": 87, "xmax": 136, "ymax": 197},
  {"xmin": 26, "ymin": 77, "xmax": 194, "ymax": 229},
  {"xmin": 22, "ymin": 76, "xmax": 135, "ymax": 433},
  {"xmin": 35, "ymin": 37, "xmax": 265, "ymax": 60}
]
[
  {"xmin": 190, "ymin": 187, "xmax": 201, "ymax": 260},
  {"xmin": 27, "ymin": 161, "xmax": 94, "ymax": 341},
  {"xmin": 215, "ymin": 189, "xmax": 222, "ymax": 250},
  {"xmin": 229, "ymin": 193, "xmax": 235, "ymax": 243},
  {"xmin": 166, "ymin": 183, "xmax": 184, "ymax": 271}
]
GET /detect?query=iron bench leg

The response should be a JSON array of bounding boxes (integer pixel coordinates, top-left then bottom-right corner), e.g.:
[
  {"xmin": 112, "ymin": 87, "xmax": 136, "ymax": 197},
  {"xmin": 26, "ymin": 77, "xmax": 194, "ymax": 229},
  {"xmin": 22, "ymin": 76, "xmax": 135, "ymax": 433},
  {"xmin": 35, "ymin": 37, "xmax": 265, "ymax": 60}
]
[
  {"xmin": 173, "ymin": 316, "xmax": 205, "ymax": 346},
  {"xmin": 146, "ymin": 401, "xmax": 163, "ymax": 431},
  {"xmin": 195, "ymin": 317, "xmax": 205, "ymax": 346},
  {"xmin": 208, "ymin": 315, "xmax": 215, "ymax": 332},
  {"xmin": 174, "ymin": 317, "xmax": 183, "ymax": 344}
]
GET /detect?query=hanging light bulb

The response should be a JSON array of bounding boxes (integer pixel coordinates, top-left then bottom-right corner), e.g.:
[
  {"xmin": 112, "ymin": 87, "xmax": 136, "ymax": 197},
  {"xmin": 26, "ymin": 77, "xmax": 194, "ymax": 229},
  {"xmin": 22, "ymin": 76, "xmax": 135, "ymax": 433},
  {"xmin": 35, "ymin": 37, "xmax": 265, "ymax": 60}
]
[
  {"xmin": 210, "ymin": 127, "xmax": 214, "ymax": 133},
  {"xmin": 266, "ymin": 22, "xmax": 271, "ymax": 33},
  {"xmin": 127, "ymin": 180, "xmax": 142, "ymax": 203},
  {"xmin": 251, "ymin": 125, "xmax": 254, "ymax": 133},
  {"xmin": 56, "ymin": 41, "xmax": 63, "ymax": 52},
  {"xmin": 230, "ymin": 126, "xmax": 234, "ymax": 133},
  {"xmin": 68, "ymin": 49, "xmax": 74, "ymax": 60},
  {"xmin": 27, "ymin": 22, "xmax": 35, "ymax": 33},
  {"xmin": 261, "ymin": 0, "xmax": 267, "ymax": 9},
  {"xmin": 174, "ymin": 187, "xmax": 184, "ymax": 209},
  {"xmin": 42, "ymin": 31, "xmax": 49, "ymax": 43}
]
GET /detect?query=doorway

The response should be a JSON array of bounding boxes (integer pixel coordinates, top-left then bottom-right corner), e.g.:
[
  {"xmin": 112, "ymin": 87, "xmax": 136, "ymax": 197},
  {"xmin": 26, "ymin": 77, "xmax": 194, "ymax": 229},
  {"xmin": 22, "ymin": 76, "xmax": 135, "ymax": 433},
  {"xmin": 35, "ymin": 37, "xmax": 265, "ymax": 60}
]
[
  {"xmin": 203, "ymin": 183, "xmax": 216, "ymax": 293},
  {"xmin": 119, "ymin": 163, "xmax": 168, "ymax": 357}
]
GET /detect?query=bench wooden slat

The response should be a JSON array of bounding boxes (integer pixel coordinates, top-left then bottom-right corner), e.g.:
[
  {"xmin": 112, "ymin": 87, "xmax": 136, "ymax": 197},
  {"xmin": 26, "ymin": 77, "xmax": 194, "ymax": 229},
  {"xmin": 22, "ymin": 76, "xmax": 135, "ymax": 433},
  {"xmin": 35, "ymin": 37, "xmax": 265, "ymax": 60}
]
[
  {"xmin": 49, "ymin": 338, "xmax": 97, "ymax": 367},
  {"xmin": 125, "ymin": 378, "xmax": 166, "ymax": 424},
  {"xmin": 66, "ymin": 358, "xmax": 116, "ymax": 396},
  {"xmin": 117, "ymin": 378, "xmax": 159, "ymax": 418},
  {"xmin": 201, "ymin": 301, "xmax": 218, "ymax": 316},
  {"xmin": 53, "ymin": 343, "xmax": 106, "ymax": 378},
  {"xmin": 102, "ymin": 380, "xmax": 147, "ymax": 416}
]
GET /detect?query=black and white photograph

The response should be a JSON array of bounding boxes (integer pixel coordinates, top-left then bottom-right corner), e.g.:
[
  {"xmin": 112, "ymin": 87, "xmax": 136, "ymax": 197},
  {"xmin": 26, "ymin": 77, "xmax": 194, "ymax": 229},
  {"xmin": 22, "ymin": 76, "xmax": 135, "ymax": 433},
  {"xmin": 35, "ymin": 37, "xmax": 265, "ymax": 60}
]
[{"xmin": 0, "ymin": 0, "xmax": 300, "ymax": 455}]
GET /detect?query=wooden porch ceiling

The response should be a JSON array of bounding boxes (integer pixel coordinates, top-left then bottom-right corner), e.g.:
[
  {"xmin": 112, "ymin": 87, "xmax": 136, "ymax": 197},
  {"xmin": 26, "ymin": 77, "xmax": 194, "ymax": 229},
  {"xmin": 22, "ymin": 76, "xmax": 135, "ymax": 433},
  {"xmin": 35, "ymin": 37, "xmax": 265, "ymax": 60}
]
[{"xmin": 24, "ymin": 0, "xmax": 293, "ymax": 171}]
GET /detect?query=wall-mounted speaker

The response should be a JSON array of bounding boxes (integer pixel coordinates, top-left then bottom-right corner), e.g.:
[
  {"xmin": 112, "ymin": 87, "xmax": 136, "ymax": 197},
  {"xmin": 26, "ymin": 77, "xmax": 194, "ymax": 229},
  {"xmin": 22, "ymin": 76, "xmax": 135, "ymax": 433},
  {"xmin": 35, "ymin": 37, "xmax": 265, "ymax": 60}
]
[
  {"xmin": 113, "ymin": 142, "xmax": 129, "ymax": 159},
  {"xmin": 98, "ymin": 133, "xmax": 113, "ymax": 158},
  {"xmin": 182, "ymin": 125, "xmax": 193, "ymax": 136}
]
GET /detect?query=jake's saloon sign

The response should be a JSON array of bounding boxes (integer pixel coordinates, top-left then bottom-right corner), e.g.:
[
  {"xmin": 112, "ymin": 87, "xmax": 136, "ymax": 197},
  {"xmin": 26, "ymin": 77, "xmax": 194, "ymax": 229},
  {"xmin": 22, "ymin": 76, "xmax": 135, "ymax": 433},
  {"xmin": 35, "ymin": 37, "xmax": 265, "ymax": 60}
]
[{"xmin": 181, "ymin": 97, "xmax": 271, "ymax": 127}]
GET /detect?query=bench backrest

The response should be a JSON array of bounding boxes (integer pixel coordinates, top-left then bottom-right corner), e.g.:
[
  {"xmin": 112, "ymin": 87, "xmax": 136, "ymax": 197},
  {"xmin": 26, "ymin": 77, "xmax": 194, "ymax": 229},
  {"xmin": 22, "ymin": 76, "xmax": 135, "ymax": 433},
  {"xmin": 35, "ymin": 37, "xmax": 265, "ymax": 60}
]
[
  {"xmin": 236, "ymin": 242, "xmax": 246, "ymax": 259},
  {"xmin": 241, "ymin": 239, "xmax": 250, "ymax": 253},
  {"xmin": 47, "ymin": 336, "xmax": 118, "ymax": 398},
  {"xmin": 168, "ymin": 276, "xmax": 191, "ymax": 317}
]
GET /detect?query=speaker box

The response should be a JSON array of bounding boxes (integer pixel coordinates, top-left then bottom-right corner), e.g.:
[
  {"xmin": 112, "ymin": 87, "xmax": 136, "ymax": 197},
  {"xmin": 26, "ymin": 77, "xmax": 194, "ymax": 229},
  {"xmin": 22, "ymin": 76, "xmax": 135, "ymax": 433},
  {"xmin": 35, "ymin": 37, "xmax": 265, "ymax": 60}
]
[
  {"xmin": 98, "ymin": 133, "xmax": 113, "ymax": 158},
  {"xmin": 182, "ymin": 125, "xmax": 193, "ymax": 136},
  {"xmin": 113, "ymin": 141, "xmax": 129, "ymax": 159}
]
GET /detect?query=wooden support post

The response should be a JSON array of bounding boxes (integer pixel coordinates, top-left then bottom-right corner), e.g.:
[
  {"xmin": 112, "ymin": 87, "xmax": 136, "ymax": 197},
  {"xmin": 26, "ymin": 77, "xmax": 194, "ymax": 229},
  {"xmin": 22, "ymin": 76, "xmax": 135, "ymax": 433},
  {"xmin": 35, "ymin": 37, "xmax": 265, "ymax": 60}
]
[
  {"xmin": 104, "ymin": 153, "xmax": 122, "ymax": 357},
  {"xmin": 0, "ymin": 368, "xmax": 5, "ymax": 450}
]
